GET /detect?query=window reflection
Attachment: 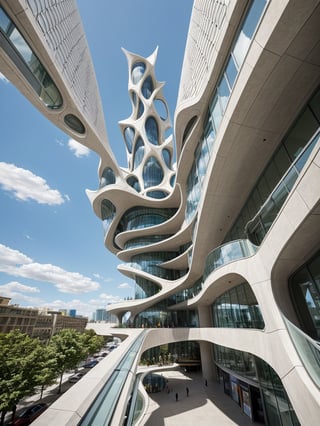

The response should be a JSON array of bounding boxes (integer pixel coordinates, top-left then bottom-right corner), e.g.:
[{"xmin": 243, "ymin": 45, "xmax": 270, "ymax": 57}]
[
  {"xmin": 142, "ymin": 76, "xmax": 153, "ymax": 99},
  {"xmin": 99, "ymin": 167, "xmax": 115, "ymax": 188},
  {"xmin": 131, "ymin": 61, "xmax": 146, "ymax": 84},
  {"xmin": 124, "ymin": 127, "xmax": 135, "ymax": 153},
  {"xmin": 290, "ymin": 250, "xmax": 320, "ymax": 340},
  {"xmin": 143, "ymin": 156, "xmax": 164, "ymax": 188},
  {"xmin": 145, "ymin": 116, "xmax": 159, "ymax": 145},
  {"xmin": 184, "ymin": 0, "xmax": 268, "ymax": 224},
  {"xmin": 101, "ymin": 200, "xmax": 116, "ymax": 234},
  {"xmin": 133, "ymin": 138, "xmax": 144, "ymax": 169},
  {"xmin": 212, "ymin": 282, "xmax": 264, "ymax": 329},
  {"xmin": 0, "ymin": 6, "xmax": 62, "ymax": 109},
  {"xmin": 127, "ymin": 176, "xmax": 141, "ymax": 192}
]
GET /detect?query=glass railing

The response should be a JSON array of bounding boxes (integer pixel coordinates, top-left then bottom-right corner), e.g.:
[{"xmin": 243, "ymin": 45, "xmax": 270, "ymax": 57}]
[
  {"xmin": 79, "ymin": 330, "xmax": 146, "ymax": 426},
  {"xmin": 283, "ymin": 316, "xmax": 320, "ymax": 388},
  {"xmin": 245, "ymin": 130, "xmax": 320, "ymax": 245},
  {"xmin": 203, "ymin": 239, "xmax": 258, "ymax": 281},
  {"xmin": 122, "ymin": 262, "xmax": 186, "ymax": 280}
]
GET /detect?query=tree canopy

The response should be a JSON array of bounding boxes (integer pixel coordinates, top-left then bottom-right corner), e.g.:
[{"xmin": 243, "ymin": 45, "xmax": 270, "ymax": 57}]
[{"xmin": 0, "ymin": 328, "xmax": 106, "ymax": 423}]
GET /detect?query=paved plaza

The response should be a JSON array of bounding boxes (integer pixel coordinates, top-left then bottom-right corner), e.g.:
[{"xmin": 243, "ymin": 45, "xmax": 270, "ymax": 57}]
[{"xmin": 141, "ymin": 370, "xmax": 256, "ymax": 426}]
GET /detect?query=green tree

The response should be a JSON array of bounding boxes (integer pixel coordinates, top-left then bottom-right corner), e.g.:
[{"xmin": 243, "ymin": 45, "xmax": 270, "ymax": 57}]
[
  {"xmin": 48, "ymin": 329, "xmax": 86, "ymax": 394},
  {"xmin": 35, "ymin": 344, "xmax": 58, "ymax": 400},
  {"xmin": 0, "ymin": 330, "xmax": 47, "ymax": 425},
  {"xmin": 80, "ymin": 329, "xmax": 105, "ymax": 360}
]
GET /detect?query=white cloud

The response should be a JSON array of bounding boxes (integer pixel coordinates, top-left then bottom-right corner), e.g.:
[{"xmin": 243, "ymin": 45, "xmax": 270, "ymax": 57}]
[
  {"xmin": 0, "ymin": 281, "xmax": 43, "ymax": 306},
  {"xmin": 118, "ymin": 282, "xmax": 131, "ymax": 289},
  {"xmin": 93, "ymin": 273, "xmax": 102, "ymax": 279},
  {"xmin": 0, "ymin": 281, "xmax": 40, "ymax": 294},
  {"xmin": 68, "ymin": 138, "xmax": 90, "ymax": 158},
  {"xmin": 0, "ymin": 72, "xmax": 9, "ymax": 83},
  {"xmin": 0, "ymin": 162, "xmax": 65, "ymax": 205},
  {"xmin": 0, "ymin": 244, "xmax": 100, "ymax": 294},
  {"xmin": 92, "ymin": 273, "xmax": 113, "ymax": 283},
  {"xmin": 93, "ymin": 293, "xmax": 122, "ymax": 303}
]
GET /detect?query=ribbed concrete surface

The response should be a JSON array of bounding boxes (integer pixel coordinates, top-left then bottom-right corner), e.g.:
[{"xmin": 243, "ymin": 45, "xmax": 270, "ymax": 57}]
[{"xmin": 140, "ymin": 370, "xmax": 256, "ymax": 426}]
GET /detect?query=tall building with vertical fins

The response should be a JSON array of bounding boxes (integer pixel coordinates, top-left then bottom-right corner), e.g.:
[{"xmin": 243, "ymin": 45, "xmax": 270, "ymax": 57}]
[{"xmin": 1, "ymin": 0, "xmax": 320, "ymax": 425}]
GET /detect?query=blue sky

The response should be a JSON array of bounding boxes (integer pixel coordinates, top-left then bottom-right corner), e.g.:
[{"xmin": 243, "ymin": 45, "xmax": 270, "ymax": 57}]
[{"xmin": 0, "ymin": 1, "xmax": 193, "ymax": 318}]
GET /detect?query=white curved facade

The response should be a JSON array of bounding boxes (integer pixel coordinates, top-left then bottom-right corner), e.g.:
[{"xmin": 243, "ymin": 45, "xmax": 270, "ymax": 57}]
[{"xmin": 1, "ymin": 0, "xmax": 320, "ymax": 424}]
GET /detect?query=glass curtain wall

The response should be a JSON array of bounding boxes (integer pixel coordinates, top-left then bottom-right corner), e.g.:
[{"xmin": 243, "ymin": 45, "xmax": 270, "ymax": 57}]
[
  {"xmin": 184, "ymin": 0, "xmax": 268, "ymax": 223},
  {"xmin": 226, "ymin": 87, "xmax": 320, "ymax": 243},
  {"xmin": 289, "ymin": 250, "xmax": 320, "ymax": 340},
  {"xmin": 212, "ymin": 282, "xmax": 264, "ymax": 329},
  {"xmin": 214, "ymin": 344, "xmax": 300, "ymax": 426}
]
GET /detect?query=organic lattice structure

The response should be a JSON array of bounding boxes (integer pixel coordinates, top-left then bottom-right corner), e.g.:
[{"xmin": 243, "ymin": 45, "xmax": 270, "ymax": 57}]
[{"xmin": 119, "ymin": 47, "xmax": 175, "ymax": 199}]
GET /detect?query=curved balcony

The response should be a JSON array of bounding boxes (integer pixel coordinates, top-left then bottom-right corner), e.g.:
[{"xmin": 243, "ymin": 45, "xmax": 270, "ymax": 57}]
[
  {"xmin": 246, "ymin": 130, "xmax": 320, "ymax": 245},
  {"xmin": 283, "ymin": 316, "xmax": 320, "ymax": 388},
  {"xmin": 203, "ymin": 239, "xmax": 258, "ymax": 282}
]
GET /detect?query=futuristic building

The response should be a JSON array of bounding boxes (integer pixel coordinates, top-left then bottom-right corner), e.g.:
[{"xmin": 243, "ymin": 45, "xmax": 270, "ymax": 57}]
[{"xmin": 1, "ymin": 0, "xmax": 320, "ymax": 425}]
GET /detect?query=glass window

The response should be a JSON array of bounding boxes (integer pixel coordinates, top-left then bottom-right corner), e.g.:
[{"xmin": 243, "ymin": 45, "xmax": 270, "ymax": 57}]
[
  {"xmin": 225, "ymin": 55, "xmax": 238, "ymax": 89},
  {"xmin": 154, "ymin": 99, "xmax": 168, "ymax": 121},
  {"xmin": 284, "ymin": 107, "xmax": 319, "ymax": 160},
  {"xmin": 147, "ymin": 190, "xmax": 168, "ymax": 199},
  {"xmin": 170, "ymin": 174, "xmax": 176, "ymax": 187},
  {"xmin": 137, "ymin": 100, "xmax": 144, "ymax": 119},
  {"xmin": 210, "ymin": 95, "xmax": 223, "ymax": 131},
  {"xmin": 142, "ymin": 76, "xmax": 153, "ymax": 99},
  {"xmin": 64, "ymin": 114, "xmax": 85, "ymax": 134},
  {"xmin": 131, "ymin": 91, "xmax": 137, "ymax": 105},
  {"xmin": 162, "ymin": 149, "xmax": 171, "ymax": 168},
  {"xmin": 145, "ymin": 116, "xmax": 159, "ymax": 145},
  {"xmin": 131, "ymin": 61, "xmax": 145, "ymax": 84},
  {"xmin": 101, "ymin": 200, "xmax": 116, "ymax": 234},
  {"xmin": 233, "ymin": 0, "xmax": 267, "ymax": 68},
  {"xmin": 218, "ymin": 75, "xmax": 230, "ymax": 112},
  {"xmin": 290, "ymin": 252, "xmax": 320, "ymax": 339},
  {"xmin": 204, "ymin": 116, "xmax": 216, "ymax": 153},
  {"xmin": 264, "ymin": 160, "xmax": 282, "ymax": 194},
  {"xmin": 0, "ymin": 6, "xmax": 62, "ymax": 109},
  {"xmin": 124, "ymin": 127, "xmax": 135, "ymax": 153},
  {"xmin": 0, "ymin": 7, "xmax": 10, "ymax": 32},
  {"xmin": 127, "ymin": 176, "xmax": 141, "ymax": 192},
  {"xmin": 309, "ymin": 255, "xmax": 320, "ymax": 293},
  {"xmin": 273, "ymin": 145, "xmax": 291, "ymax": 177},
  {"xmin": 133, "ymin": 138, "xmax": 145, "ymax": 169},
  {"xmin": 212, "ymin": 282, "xmax": 264, "ymax": 329},
  {"xmin": 143, "ymin": 156, "xmax": 164, "ymax": 188},
  {"xmin": 99, "ymin": 167, "xmax": 115, "ymax": 188},
  {"xmin": 309, "ymin": 88, "xmax": 320, "ymax": 122}
]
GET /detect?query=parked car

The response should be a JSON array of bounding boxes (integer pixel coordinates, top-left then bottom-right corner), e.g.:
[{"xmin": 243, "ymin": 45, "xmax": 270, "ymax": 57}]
[
  {"xmin": 68, "ymin": 372, "xmax": 84, "ymax": 383},
  {"xmin": 11, "ymin": 403, "xmax": 47, "ymax": 425},
  {"xmin": 83, "ymin": 360, "xmax": 99, "ymax": 368}
]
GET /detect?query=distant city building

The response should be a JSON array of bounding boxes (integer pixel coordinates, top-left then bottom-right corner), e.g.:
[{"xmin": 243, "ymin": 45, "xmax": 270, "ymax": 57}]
[
  {"xmin": 0, "ymin": 297, "xmax": 87, "ymax": 339},
  {"xmin": 95, "ymin": 309, "xmax": 107, "ymax": 322},
  {"xmin": 95, "ymin": 308, "xmax": 118, "ymax": 324},
  {"xmin": 69, "ymin": 309, "xmax": 77, "ymax": 317}
]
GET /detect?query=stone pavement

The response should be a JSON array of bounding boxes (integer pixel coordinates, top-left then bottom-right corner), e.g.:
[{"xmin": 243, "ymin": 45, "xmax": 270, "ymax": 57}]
[{"xmin": 140, "ymin": 370, "xmax": 256, "ymax": 426}]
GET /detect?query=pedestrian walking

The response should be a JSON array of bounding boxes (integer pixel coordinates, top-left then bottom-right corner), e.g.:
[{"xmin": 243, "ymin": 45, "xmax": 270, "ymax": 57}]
[
  {"xmin": 186, "ymin": 386, "xmax": 189, "ymax": 397},
  {"xmin": 175, "ymin": 392, "xmax": 178, "ymax": 401}
]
